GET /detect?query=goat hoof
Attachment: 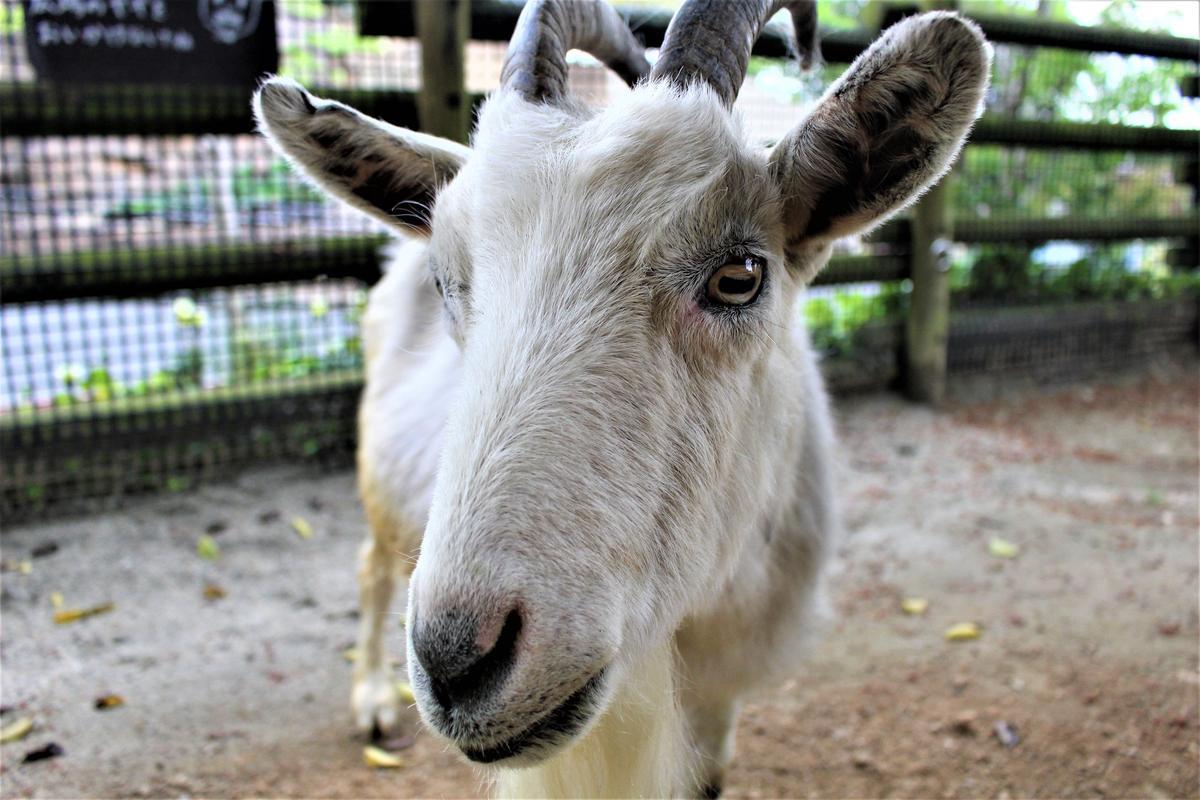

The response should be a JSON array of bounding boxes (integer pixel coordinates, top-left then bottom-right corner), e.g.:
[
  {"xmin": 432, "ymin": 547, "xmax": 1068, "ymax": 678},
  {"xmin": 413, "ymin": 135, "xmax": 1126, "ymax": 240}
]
[{"xmin": 352, "ymin": 671, "xmax": 401, "ymax": 735}]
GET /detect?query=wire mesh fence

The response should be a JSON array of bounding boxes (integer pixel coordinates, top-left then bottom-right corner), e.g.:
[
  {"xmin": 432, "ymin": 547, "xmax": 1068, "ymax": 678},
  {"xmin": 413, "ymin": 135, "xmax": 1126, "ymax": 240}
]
[{"xmin": 1, "ymin": 0, "xmax": 1197, "ymax": 519}]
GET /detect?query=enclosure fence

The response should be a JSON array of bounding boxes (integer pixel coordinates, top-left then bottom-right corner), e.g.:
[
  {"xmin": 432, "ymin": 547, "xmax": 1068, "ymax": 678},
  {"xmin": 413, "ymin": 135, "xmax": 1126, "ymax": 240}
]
[{"xmin": 1, "ymin": 0, "xmax": 1197, "ymax": 519}]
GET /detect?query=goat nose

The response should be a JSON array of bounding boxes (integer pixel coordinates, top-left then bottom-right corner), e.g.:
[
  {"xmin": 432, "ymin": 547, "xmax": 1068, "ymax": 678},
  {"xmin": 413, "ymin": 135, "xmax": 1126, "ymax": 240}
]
[{"xmin": 411, "ymin": 605, "xmax": 523, "ymax": 712}]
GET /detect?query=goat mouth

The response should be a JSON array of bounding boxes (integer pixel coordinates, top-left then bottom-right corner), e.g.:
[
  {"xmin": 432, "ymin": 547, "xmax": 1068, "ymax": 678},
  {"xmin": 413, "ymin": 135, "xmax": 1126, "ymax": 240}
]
[{"xmin": 460, "ymin": 670, "xmax": 606, "ymax": 764}]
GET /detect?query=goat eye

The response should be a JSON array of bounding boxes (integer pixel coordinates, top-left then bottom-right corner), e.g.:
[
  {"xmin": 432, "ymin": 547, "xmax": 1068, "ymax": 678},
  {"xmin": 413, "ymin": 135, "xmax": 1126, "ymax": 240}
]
[
  {"xmin": 706, "ymin": 258, "xmax": 763, "ymax": 306},
  {"xmin": 433, "ymin": 276, "xmax": 444, "ymax": 297}
]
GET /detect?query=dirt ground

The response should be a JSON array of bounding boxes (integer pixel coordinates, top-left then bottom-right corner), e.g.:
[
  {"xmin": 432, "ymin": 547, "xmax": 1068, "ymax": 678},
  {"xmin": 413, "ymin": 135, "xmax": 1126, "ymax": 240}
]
[{"xmin": 2, "ymin": 362, "xmax": 1197, "ymax": 799}]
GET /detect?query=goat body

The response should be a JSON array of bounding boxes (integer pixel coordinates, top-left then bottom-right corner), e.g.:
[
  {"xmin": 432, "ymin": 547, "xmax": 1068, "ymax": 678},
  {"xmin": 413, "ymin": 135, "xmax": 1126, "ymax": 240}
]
[{"xmin": 255, "ymin": 1, "xmax": 989, "ymax": 795}]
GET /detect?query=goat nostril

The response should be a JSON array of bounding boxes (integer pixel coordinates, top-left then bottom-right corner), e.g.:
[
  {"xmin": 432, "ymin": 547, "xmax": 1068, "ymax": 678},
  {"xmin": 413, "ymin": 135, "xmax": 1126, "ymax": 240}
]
[{"xmin": 414, "ymin": 606, "xmax": 523, "ymax": 713}]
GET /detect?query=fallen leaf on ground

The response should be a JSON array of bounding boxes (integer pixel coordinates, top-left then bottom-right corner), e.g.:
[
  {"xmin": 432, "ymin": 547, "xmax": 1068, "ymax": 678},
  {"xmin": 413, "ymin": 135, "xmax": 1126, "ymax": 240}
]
[
  {"xmin": 291, "ymin": 516, "xmax": 314, "ymax": 540},
  {"xmin": 377, "ymin": 734, "xmax": 415, "ymax": 753},
  {"xmin": 94, "ymin": 695, "xmax": 124, "ymax": 710},
  {"xmin": 944, "ymin": 622, "xmax": 981, "ymax": 641},
  {"xmin": 1, "ymin": 560, "xmax": 33, "ymax": 574},
  {"xmin": 993, "ymin": 719, "xmax": 1020, "ymax": 748},
  {"xmin": 30, "ymin": 542, "xmax": 59, "ymax": 559},
  {"xmin": 196, "ymin": 535, "xmax": 220, "ymax": 561},
  {"xmin": 394, "ymin": 681, "xmax": 416, "ymax": 705},
  {"xmin": 901, "ymin": 597, "xmax": 929, "ymax": 615},
  {"xmin": 988, "ymin": 537, "xmax": 1019, "ymax": 558},
  {"xmin": 22, "ymin": 742, "xmax": 64, "ymax": 763},
  {"xmin": 50, "ymin": 592, "xmax": 64, "ymax": 609},
  {"xmin": 203, "ymin": 583, "xmax": 227, "ymax": 601},
  {"xmin": 54, "ymin": 602, "xmax": 115, "ymax": 625},
  {"xmin": 342, "ymin": 647, "xmax": 359, "ymax": 664},
  {"xmin": 364, "ymin": 744, "xmax": 405, "ymax": 769},
  {"xmin": 0, "ymin": 717, "xmax": 33, "ymax": 743}
]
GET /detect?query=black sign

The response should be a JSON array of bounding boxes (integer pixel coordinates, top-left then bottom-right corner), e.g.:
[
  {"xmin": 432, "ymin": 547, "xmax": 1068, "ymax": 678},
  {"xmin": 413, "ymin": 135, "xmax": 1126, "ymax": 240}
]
[{"xmin": 24, "ymin": 0, "xmax": 278, "ymax": 87}]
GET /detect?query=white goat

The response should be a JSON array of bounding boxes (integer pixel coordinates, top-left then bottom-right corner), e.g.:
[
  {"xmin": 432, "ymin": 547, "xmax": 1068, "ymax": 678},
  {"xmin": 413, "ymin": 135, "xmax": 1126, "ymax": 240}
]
[{"xmin": 254, "ymin": 1, "xmax": 989, "ymax": 795}]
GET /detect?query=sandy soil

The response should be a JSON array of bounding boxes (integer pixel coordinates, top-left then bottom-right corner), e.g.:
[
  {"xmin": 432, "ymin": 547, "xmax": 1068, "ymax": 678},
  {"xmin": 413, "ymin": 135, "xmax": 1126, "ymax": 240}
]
[{"xmin": 2, "ymin": 363, "xmax": 1197, "ymax": 799}]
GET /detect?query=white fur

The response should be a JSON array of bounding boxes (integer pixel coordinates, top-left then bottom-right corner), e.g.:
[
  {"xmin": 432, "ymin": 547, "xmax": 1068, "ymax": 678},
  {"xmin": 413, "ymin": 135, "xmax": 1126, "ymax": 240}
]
[{"xmin": 251, "ymin": 11, "xmax": 990, "ymax": 797}]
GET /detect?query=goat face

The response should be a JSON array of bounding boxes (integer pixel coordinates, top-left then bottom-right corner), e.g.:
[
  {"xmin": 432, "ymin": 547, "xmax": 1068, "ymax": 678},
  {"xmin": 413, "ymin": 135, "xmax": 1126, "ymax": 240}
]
[
  {"xmin": 409, "ymin": 87, "xmax": 805, "ymax": 764},
  {"xmin": 254, "ymin": 1, "xmax": 989, "ymax": 767}
]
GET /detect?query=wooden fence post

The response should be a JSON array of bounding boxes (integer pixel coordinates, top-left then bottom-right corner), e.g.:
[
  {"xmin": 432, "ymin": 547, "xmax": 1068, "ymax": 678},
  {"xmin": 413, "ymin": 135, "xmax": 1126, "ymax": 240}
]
[
  {"xmin": 904, "ymin": 173, "xmax": 954, "ymax": 405},
  {"xmin": 414, "ymin": 0, "xmax": 471, "ymax": 144}
]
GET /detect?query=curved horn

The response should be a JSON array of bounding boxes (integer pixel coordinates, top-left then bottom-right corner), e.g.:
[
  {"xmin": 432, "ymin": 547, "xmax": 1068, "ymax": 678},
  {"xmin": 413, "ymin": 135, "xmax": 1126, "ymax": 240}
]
[
  {"xmin": 651, "ymin": 0, "xmax": 818, "ymax": 107},
  {"xmin": 500, "ymin": 0, "xmax": 651, "ymax": 104}
]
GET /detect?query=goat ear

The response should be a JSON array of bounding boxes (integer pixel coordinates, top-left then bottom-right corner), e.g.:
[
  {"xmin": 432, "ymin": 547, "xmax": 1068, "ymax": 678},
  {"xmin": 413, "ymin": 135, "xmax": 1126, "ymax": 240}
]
[
  {"xmin": 253, "ymin": 77, "xmax": 469, "ymax": 236},
  {"xmin": 769, "ymin": 12, "xmax": 990, "ymax": 252}
]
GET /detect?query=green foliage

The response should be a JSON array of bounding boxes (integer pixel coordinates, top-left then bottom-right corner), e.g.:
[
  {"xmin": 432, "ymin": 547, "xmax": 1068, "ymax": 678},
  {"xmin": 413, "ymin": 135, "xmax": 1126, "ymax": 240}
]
[
  {"xmin": 233, "ymin": 161, "xmax": 325, "ymax": 209},
  {"xmin": 0, "ymin": 2, "xmax": 23, "ymax": 35},
  {"xmin": 282, "ymin": 19, "xmax": 383, "ymax": 85},
  {"xmin": 279, "ymin": 0, "xmax": 326, "ymax": 20},
  {"xmin": 953, "ymin": 244, "xmax": 1200, "ymax": 306},
  {"xmin": 107, "ymin": 161, "xmax": 324, "ymax": 222},
  {"xmin": 805, "ymin": 286, "xmax": 904, "ymax": 356}
]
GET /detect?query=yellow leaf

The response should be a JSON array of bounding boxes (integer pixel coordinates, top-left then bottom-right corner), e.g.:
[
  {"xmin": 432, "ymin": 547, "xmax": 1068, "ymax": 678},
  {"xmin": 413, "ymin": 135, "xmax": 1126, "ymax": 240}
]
[
  {"xmin": 54, "ymin": 602, "xmax": 115, "ymax": 625},
  {"xmin": 196, "ymin": 535, "xmax": 220, "ymax": 561},
  {"xmin": 988, "ymin": 537, "xmax": 1019, "ymax": 559},
  {"xmin": 291, "ymin": 516, "xmax": 314, "ymax": 540},
  {"xmin": 94, "ymin": 694, "xmax": 125, "ymax": 710},
  {"xmin": 394, "ymin": 681, "xmax": 416, "ymax": 705},
  {"xmin": 364, "ymin": 744, "xmax": 405, "ymax": 769},
  {"xmin": 901, "ymin": 597, "xmax": 929, "ymax": 615},
  {"xmin": 17, "ymin": 560, "xmax": 32, "ymax": 575},
  {"xmin": 343, "ymin": 647, "xmax": 359, "ymax": 664},
  {"xmin": 50, "ymin": 591, "xmax": 65, "ymax": 610},
  {"xmin": 944, "ymin": 622, "xmax": 982, "ymax": 641},
  {"xmin": 0, "ymin": 716, "xmax": 33, "ymax": 743}
]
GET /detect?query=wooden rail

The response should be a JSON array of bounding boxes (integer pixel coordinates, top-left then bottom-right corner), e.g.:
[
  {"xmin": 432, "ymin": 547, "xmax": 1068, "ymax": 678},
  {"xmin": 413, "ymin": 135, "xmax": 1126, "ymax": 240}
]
[
  {"xmin": 5, "ymin": 213, "xmax": 1196, "ymax": 306},
  {"xmin": 0, "ymin": 238, "xmax": 908, "ymax": 304},
  {"xmin": 6, "ymin": 81, "xmax": 1196, "ymax": 157},
  {"xmin": 361, "ymin": 1, "xmax": 1199, "ymax": 62},
  {"xmin": 0, "ymin": 372, "xmax": 362, "ymax": 454},
  {"xmin": 0, "ymin": 237, "xmax": 389, "ymax": 305}
]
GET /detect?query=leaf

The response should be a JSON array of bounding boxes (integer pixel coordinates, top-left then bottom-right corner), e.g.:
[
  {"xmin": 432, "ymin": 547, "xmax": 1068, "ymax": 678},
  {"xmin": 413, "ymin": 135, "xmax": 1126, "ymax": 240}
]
[
  {"xmin": 291, "ymin": 516, "xmax": 314, "ymax": 540},
  {"xmin": 363, "ymin": 744, "xmax": 405, "ymax": 769},
  {"xmin": 22, "ymin": 742, "xmax": 64, "ymax": 762},
  {"xmin": 54, "ymin": 602, "xmax": 115, "ymax": 625},
  {"xmin": 94, "ymin": 695, "xmax": 124, "ymax": 710},
  {"xmin": 196, "ymin": 535, "xmax": 220, "ymax": 561},
  {"xmin": 901, "ymin": 597, "xmax": 929, "ymax": 615},
  {"xmin": 988, "ymin": 537, "xmax": 1020, "ymax": 559},
  {"xmin": 342, "ymin": 647, "xmax": 359, "ymax": 664},
  {"xmin": 203, "ymin": 584, "xmax": 227, "ymax": 601},
  {"xmin": 0, "ymin": 716, "xmax": 33, "ymax": 743},
  {"xmin": 394, "ymin": 681, "xmax": 416, "ymax": 705},
  {"xmin": 944, "ymin": 622, "xmax": 982, "ymax": 642},
  {"xmin": 50, "ymin": 592, "xmax": 65, "ymax": 609}
]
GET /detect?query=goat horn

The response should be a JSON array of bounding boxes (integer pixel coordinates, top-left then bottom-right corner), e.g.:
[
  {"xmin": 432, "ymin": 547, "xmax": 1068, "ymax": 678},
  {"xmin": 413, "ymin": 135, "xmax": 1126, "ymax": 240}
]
[
  {"xmin": 651, "ymin": 0, "xmax": 818, "ymax": 107},
  {"xmin": 501, "ymin": 0, "xmax": 651, "ymax": 104}
]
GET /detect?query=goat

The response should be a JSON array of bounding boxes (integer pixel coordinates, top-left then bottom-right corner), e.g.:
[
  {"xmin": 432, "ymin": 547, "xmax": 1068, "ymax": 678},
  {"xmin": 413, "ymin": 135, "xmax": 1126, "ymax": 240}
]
[{"xmin": 253, "ymin": 1, "xmax": 990, "ymax": 795}]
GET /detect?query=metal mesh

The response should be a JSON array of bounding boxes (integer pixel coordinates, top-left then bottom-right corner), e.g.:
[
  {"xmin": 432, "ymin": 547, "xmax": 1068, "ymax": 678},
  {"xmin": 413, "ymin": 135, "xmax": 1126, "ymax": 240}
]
[{"xmin": 1, "ymin": 0, "xmax": 1197, "ymax": 519}]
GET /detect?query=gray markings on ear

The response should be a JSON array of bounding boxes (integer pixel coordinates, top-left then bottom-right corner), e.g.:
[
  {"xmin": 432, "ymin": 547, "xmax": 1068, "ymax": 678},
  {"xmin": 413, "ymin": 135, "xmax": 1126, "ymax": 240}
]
[
  {"xmin": 253, "ymin": 77, "xmax": 468, "ymax": 237},
  {"xmin": 771, "ymin": 12, "xmax": 991, "ymax": 250}
]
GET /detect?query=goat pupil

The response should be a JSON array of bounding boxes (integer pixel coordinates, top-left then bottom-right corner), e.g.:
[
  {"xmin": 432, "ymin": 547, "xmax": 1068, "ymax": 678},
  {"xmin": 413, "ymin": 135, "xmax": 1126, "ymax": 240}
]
[{"xmin": 719, "ymin": 275, "xmax": 754, "ymax": 296}]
